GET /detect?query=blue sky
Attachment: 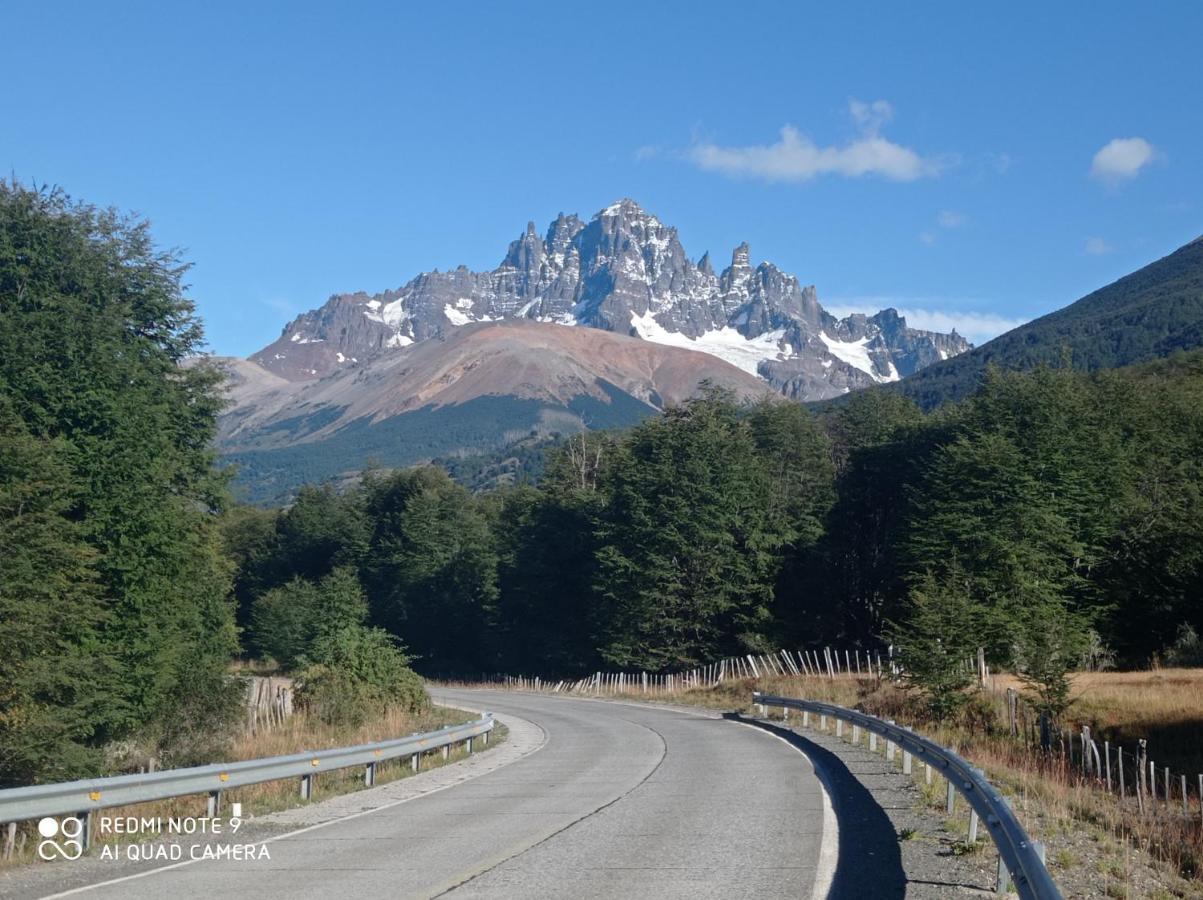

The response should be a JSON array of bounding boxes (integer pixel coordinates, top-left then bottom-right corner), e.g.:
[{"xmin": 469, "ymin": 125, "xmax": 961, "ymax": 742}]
[{"xmin": 3, "ymin": 1, "xmax": 1199, "ymax": 356}]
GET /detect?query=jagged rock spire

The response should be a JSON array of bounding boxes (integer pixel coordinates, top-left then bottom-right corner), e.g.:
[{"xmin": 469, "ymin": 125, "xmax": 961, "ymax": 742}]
[{"xmin": 249, "ymin": 199, "xmax": 971, "ymax": 400}]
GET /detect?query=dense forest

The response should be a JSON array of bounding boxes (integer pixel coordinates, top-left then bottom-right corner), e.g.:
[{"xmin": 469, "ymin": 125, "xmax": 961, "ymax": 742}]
[
  {"xmin": 4, "ymin": 180, "xmax": 1201, "ymax": 787},
  {"xmin": 231, "ymin": 353, "xmax": 1203, "ymax": 716}
]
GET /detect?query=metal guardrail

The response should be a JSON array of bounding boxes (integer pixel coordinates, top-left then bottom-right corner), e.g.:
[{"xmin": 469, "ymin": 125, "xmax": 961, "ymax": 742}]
[
  {"xmin": 0, "ymin": 713, "xmax": 494, "ymax": 845},
  {"xmin": 753, "ymin": 693, "xmax": 1060, "ymax": 900}
]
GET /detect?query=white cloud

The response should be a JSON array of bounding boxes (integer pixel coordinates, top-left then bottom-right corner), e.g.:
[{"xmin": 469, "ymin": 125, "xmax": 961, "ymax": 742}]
[
  {"xmin": 826, "ymin": 299, "xmax": 1027, "ymax": 344},
  {"xmin": 689, "ymin": 100, "xmax": 943, "ymax": 183},
  {"xmin": 1090, "ymin": 137, "xmax": 1157, "ymax": 182},
  {"xmin": 919, "ymin": 210, "xmax": 966, "ymax": 245},
  {"xmin": 848, "ymin": 99, "xmax": 894, "ymax": 134},
  {"xmin": 1084, "ymin": 237, "xmax": 1113, "ymax": 255}
]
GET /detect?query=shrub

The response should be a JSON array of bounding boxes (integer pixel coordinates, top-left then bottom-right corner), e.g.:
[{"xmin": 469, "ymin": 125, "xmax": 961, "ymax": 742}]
[
  {"xmin": 251, "ymin": 577, "xmax": 318, "ymax": 669},
  {"xmin": 1164, "ymin": 624, "xmax": 1203, "ymax": 667},
  {"xmin": 250, "ymin": 567, "xmax": 370, "ymax": 669},
  {"xmin": 890, "ymin": 570, "xmax": 979, "ymax": 720},
  {"xmin": 155, "ymin": 667, "xmax": 246, "ymax": 768},
  {"xmin": 1012, "ymin": 601, "xmax": 1089, "ymax": 719},
  {"xmin": 294, "ymin": 627, "xmax": 427, "ymax": 726}
]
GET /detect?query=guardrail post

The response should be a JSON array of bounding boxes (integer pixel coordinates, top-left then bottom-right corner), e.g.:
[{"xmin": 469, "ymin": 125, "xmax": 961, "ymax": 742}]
[
  {"xmin": 835, "ymin": 719, "xmax": 843, "ymax": 739},
  {"xmin": 206, "ymin": 790, "xmax": 222, "ymax": 818},
  {"xmin": 79, "ymin": 811, "xmax": 92, "ymax": 851},
  {"xmin": 411, "ymin": 753, "xmax": 420, "ymax": 773},
  {"xmin": 819, "ymin": 714, "xmax": 827, "ymax": 731},
  {"xmin": 443, "ymin": 744, "xmax": 450, "ymax": 760},
  {"xmin": 946, "ymin": 780, "xmax": 956, "ymax": 814},
  {"xmin": 802, "ymin": 710, "xmax": 809, "ymax": 728},
  {"xmin": 466, "ymin": 737, "xmax": 473, "ymax": 755},
  {"xmin": 483, "ymin": 730, "xmax": 489, "ymax": 746},
  {"xmin": 365, "ymin": 762, "xmax": 376, "ymax": 786},
  {"xmin": 851, "ymin": 724, "xmax": 860, "ymax": 745},
  {"xmin": 886, "ymin": 720, "xmax": 896, "ymax": 761},
  {"xmin": 869, "ymin": 731, "xmax": 877, "ymax": 752},
  {"xmin": 903, "ymin": 751, "xmax": 912, "ymax": 775},
  {"xmin": 300, "ymin": 773, "xmax": 313, "ymax": 800},
  {"xmin": 925, "ymin": 764, "xmax": 932, "ymax": 785},
  {"xmin": 996, "ymin": 853, "xmax": 1010, "ymax": 894}
]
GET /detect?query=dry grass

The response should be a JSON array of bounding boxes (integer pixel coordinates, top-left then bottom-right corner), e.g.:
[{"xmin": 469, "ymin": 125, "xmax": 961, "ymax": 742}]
[
  {"xmin": 994, "ymin": 668, "xmax": 1203, "ymax": 776},
  {"xmin": 230, "ymin": 704, "xmax": 464, "ymax": 761}
]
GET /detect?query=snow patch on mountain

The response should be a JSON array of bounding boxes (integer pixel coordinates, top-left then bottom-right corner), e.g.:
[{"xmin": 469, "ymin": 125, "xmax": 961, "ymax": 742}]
[
  {"xmin": 819, "ymin": 332, "xmax": 900, "ymax": 383},
  {"xmin": 630, "ymin": 311, "xmax": 791, "ymax": 376}
]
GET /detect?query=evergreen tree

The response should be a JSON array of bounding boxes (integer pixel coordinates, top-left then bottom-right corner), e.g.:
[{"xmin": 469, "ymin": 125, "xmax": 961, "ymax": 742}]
[
  {"xmin": 492, "ymin": 485, "xmax": 601, "ymax": 676},
  {"xmin": 820, "ymin": 389, "xmax": 924, "ymax": 473},
  {"xmin": 810, "ymin": 393, "xmax": 938, "ymax": 644},
  {"xmin": 1091, "ymin": 359, "xmax": 1203, "ymax": 662},
  {"xmin": 889, "ymin": 568, "xmax": 979, "ymax": 720},
  {"xmin": 0, "ymin": 182, "xmax": 237, "ymax": 780},
  {"xmin": 0, "ymin": 401, "xmax": 114, "ymax": 784},
  {"xmin": 362, "ymin": 468, "xmax": 498, "ymax": 675},
  {"xmin": 593, "ymin": 389, "xmax": 783, "ymax": 670},
  {"xmin": 271, "ymin": 484, "xmax": 368, "ymax": 582},
  {"xmin": 250, "ymin": 566, "xmax": 370, "ymax": 670},
  {"xmin": 218, "ymin": 504, "xmax": 280, "ymax": 641},
  {"xmin": 903, "ymin": 369, "xmax": 1107, "ymax": 696},
  {"xmin": 746, "ymin": 399, "xmax": 835, "ymax": 547}
]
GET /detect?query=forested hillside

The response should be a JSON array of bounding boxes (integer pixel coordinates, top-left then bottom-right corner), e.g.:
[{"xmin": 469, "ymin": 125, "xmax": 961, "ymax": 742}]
[
  {"xmin": 894, "ymin": 235, "xmax": 1203, "ymax": 408},
  {"xmin": 232, "ymin": 352, "xmax": 1203, "ymax": 715}
]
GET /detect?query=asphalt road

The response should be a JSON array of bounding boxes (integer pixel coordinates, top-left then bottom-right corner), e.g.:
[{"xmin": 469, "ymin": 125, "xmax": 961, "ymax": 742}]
[{"xmin": 21, "ymin": 690, "xmax": 834, "ymax": 900}]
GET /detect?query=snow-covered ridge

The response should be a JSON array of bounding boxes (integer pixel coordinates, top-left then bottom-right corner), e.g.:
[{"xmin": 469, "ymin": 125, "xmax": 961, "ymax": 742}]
[{"xmin": 251, "ymin": 199, "xmax": 971, "ymax": 398}]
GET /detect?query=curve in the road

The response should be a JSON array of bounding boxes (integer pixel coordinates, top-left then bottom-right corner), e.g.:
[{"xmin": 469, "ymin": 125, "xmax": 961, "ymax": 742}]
[{"xmin": 23, "ymin": 690, "xmax": 845, "ymax": 900}]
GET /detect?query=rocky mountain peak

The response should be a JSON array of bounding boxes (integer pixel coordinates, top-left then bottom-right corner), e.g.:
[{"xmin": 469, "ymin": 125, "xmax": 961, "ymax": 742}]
[{"xmin": 249, "ymin": 200, "xmax": 972, "ymax": 400}]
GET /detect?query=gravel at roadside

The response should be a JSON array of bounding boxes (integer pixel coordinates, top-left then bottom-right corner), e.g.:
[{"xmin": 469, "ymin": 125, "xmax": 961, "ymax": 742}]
[{"xmin": 745, "ymin": 712, "xmax": 1011, "ymax": 898}]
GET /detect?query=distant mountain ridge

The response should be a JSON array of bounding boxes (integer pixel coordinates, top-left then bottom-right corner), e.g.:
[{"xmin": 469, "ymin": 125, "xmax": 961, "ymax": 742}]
[
  {"xmin": 250, "ymin": 199, "xmax": 969, "ymax": 401},
  {"xmin": 894, "ymin": 234, "xmax": 1203, "ymax": 408},
  {"xmin": 213, "ymin": 318, "xmax": 773, "ymax": 503}
]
